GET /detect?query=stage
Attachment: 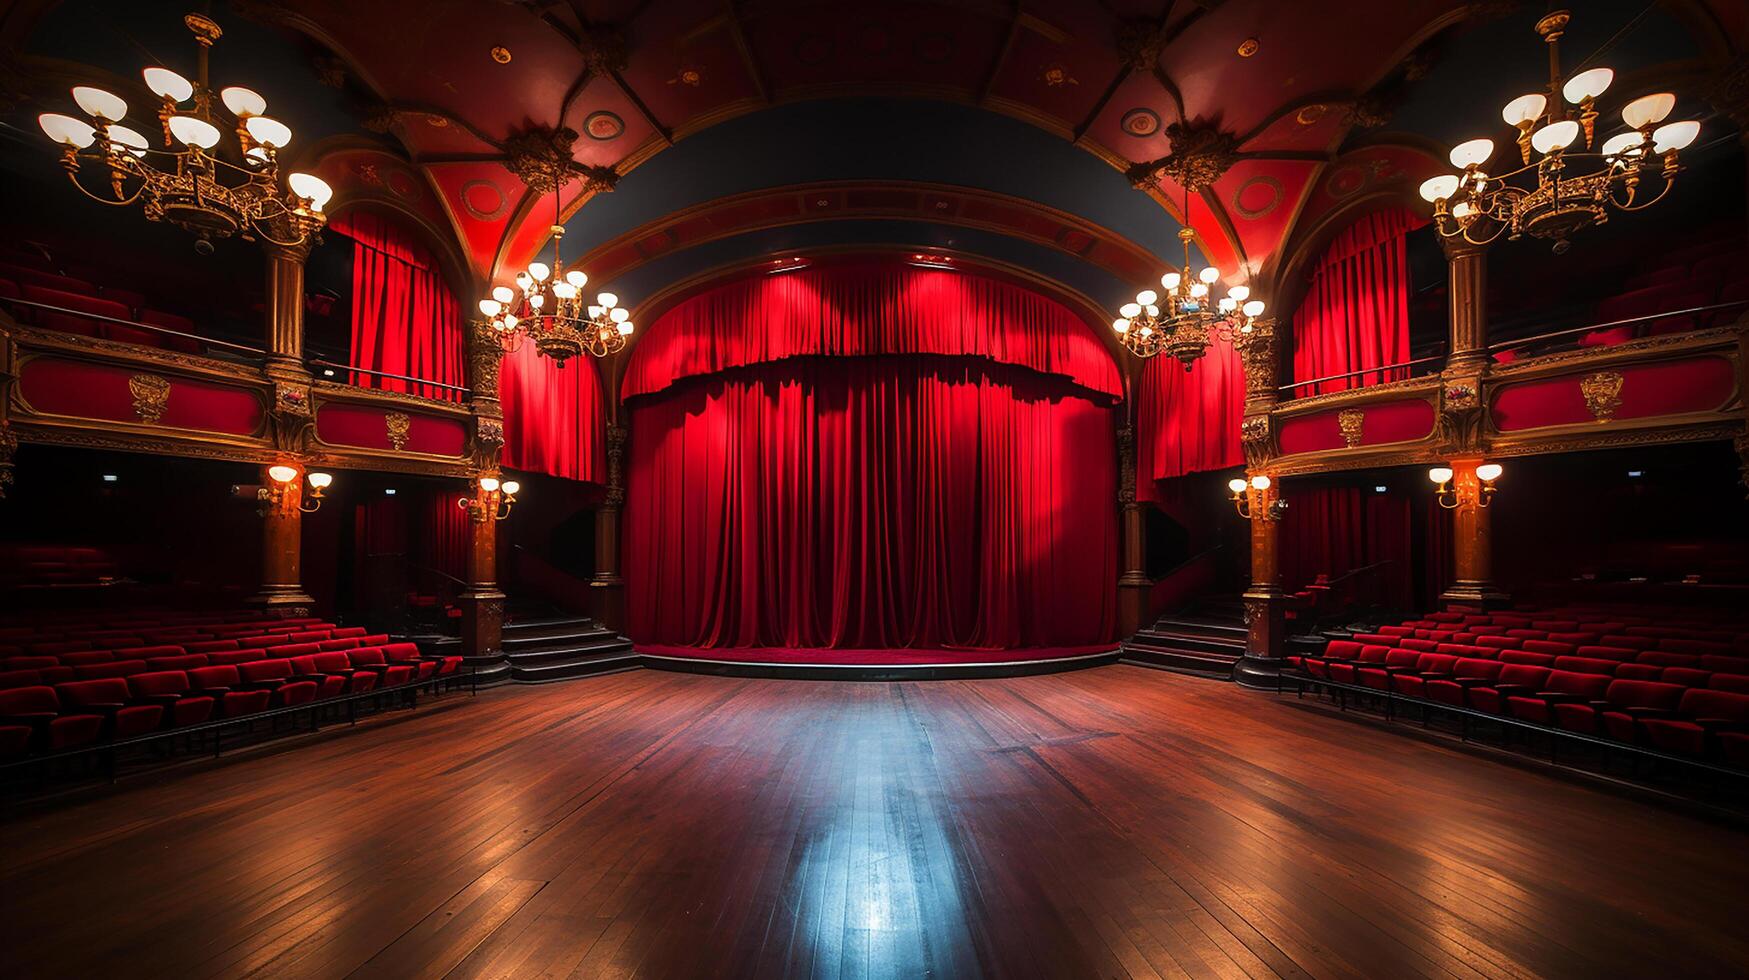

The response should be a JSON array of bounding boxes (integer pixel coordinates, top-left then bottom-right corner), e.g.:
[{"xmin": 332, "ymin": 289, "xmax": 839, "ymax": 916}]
[
  {"xmin": 2, "ymin": 666, "xmax": 1745, "ymax": 977},
  {"xmin": 635, "ymin": 643, "xmax": 1120, "ymax": 679}
]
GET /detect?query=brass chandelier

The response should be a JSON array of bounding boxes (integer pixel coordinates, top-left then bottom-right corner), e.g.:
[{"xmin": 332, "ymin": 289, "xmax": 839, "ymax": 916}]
[
  {"xmin": 476, "ymin": 197, "xmax": 632, "ymax": 368},
  {"xmin": 1113, "ymin": 217, "xmax": 1270, "ymax": 368},
  {"xmin": 1417, "ymin": 9, "xmax": 1700, "ymax": 253},
  {"xmin": 36, "ymin": 12, "xmax": 332, "ymax": 252}
]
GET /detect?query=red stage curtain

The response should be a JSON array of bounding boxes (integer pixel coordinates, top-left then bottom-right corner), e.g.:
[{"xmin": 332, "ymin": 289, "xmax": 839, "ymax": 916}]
[
  {"xmin": 1135, "ymin": 340, "xmax": 1244, "ymax": 499},
  {"xmin": 414, "ymin": 490, "xmax": 470, "ymax": 583},
  {"xmin": 623, "ymin": 261, "xmax": 1121, "ymax": 400},
  {"xmin": 499, "ymin": 342, "xmax": 603, "ymax": 483},
  {"xmin": 1280, "ymin": 486, "xmax": 1413, "ymax": 608},
  {"xmin": 332, "ymin": 210, "xmax": 463, "ymax": 401},
  {"xmin": 1290, "ymin": 208, "xmax": 1424, "ymax": 396},
  {"xmin": 626, "ymin": 357, "xmax": 1117, "ymax": 650}
]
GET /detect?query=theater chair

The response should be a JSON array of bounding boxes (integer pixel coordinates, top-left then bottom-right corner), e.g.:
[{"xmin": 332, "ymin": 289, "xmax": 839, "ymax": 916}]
[
  {"xmin": 126, "ymin": 672, "xmax": 215, "ymax": 728},
  {"xmin": 1328, "ymin": 645, "xmax": 1393, "ymax": 685},
  {"xmin": 0, "ymin": 686, "xmax": 104, "ymax": 751},
  {"xmin": 182, "ymin": 640, "xmax": 240, "ymax": 654},
  {"xmin": 237, "ymin": 660, "xmax": 320, "ymax": 707},
  {"xmin": 1638, "ymin": 690, "xmax": 1749, "ymax": 759},
  {"xmin": 1597, "ymin": 680, "xmax": 1690, "ymax": 745},
  {"xmin": 55, "ymin": 679, "xmax": 165, "ymax": 740},
  {"xmin": 145, "ymin": 654, "xmax": 208, "ymax": 671},
  {"xmin": 1465, "ymin": 664, "xmax": 1552, "ymax": 714},
  {"xmin": 383, "ymin": 643, "xmax": 438, "ymax": 681},
  {"xmin": 1424, "ymin": 659, "xmax": 1507, "ymax": 707},
  {"xmin": 1712, "ymin": 674, "xmax": 1749, "ymax": 694},
  {"xmin": 57, "ymin": 651, "xmax": 114, "ymax": 667},
  {"xmin": 1505, "ymin": 671, "xmax": 1612, "ymax": 727},
  {"xmin": 1357, "ymin": 649, "xmax": 1423, "ymax": 692},
  {"xmin": 74, "ymin": 660, "xmax": 149, "ymax": 681},
  {"xmin": 348, "ymin": 648, "xmax": 415, "ymax": 687},
  {"xmin": 0, "ymin": 669, "xmax": 44, "ymax": 689},
  {"xmin": 287, "ymin": 655, "xmax": 347, "ymax": 699},
  {"xmin": 1391, "ymin": 653, "xmax": 1460, "ymax": 699},
  {"xmin": 185, "ymin": 665, "xmax": 273, "ymax": 718},
  {"xmin": 311, "ymin": 652, "xmax": 378, "ymax": 694}
]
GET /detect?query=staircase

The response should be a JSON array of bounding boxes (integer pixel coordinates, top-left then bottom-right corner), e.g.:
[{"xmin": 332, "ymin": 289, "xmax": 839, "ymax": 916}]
[
  {"xmin": 1121, "ymin": 597, "xmax": 1247, "ymax": 679},
  {"xmin": 422, "ymin": 611, "xmax": 637, "ymax": 685}
]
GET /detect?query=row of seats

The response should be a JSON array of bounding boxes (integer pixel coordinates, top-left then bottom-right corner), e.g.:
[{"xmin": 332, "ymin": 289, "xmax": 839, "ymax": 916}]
[
  {"xmin": 0, "ymin": 633, "xmax": 391, "ymax": 686},
  {"xmin": 0, "ymin": 253, "xmax": 204, "ymax": 354},
  {"xmin": 0, "ymin": 643, "xmax": 460, "ymax": 757},
  {"xmin": 1293, "ymin": 605, "xmax": 1749, "ymax": 768}
]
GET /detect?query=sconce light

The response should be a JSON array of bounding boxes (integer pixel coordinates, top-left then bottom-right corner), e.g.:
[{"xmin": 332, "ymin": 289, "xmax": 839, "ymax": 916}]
[
  {"xmin": 1430, "ymin": 462, "xmax": 1501, "ymax": 509},
  {"xmin": 1227, "ymin": 474, "xmax": 1286, "ymax": 520},
  {"xmin": 460, "ymin": 474, "xmax": 520, "ymax": 522},
  {"xmin": 257, "ymin": 465, "xmax": 331, "ymax": 515}
]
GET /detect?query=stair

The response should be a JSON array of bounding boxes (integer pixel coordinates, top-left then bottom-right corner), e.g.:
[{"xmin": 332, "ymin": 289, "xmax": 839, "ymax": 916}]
[
  {"xmin": 1121, "ymin": 601, "xmax": 1247, "ymax": 679},
  {"xmin": 419, "ymin": 613, "xmax": 637, "ymax": 685}
]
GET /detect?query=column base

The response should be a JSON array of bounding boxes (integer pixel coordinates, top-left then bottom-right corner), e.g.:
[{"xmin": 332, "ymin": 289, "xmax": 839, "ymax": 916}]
[
  {"xmin": 458, "ymin": 588, "xmax": 507, "ymax": 681},
  {"xmin": 1117, "ymin": 577, "xmax": 1151, "ymax": 638},
  {"xmin": 1236, "ymin": 588, "xmax": 1287, "ymax": 690},
  {"xmin": 245, "ymin": 587, "xmax": 316, "ymax": 618},
  {"xmin": 589, "ymin": 578, "xmax": 627, "ymax": 633},
  {"xmin": 1440, "ymin": 581, "xmax": 1511, "ymax": 609}
]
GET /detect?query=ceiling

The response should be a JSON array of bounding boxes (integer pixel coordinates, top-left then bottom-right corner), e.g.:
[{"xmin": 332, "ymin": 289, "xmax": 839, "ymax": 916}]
[{"xmin": 3, "ymin": 0, "xmax": 1743, "ymax": 320}]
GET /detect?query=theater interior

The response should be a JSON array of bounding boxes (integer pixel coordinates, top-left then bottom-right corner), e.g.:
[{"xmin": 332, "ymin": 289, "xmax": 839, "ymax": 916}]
[{"xmin": 1, "ymin": 0, "xmax": 1748, "ymax": 976}]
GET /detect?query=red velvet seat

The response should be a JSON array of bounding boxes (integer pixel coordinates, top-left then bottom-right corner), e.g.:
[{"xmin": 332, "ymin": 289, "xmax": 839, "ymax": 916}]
[
  {"xmin": 288, "ymin": 654, "xmax": 347, "ymax": 699},
  {"xmin": 1424, "ymin": 658, "xmax": 1506, "ymax": 707},
  {"xmin": 1398, "ymin": 638, "xmax": 1439, "ymax": 653},
  {"xmin": 182, "ymin": 639, "xmax": 240, "ymax": 654},
  {"xmin": 1660, "ymin": 667, "xmax": 1712, "ymax": 688},
  {"xmin": 1711, "ymin": 674, "xmax": 1749, "ymax": 694},
  {"xmin": 383, "ymin": 642, "xmax": 438, "ymax": 681},
  {"xmin": 1350, "ymin": 633, "xmax": 1399, "ymax": 647},
  {"xmin": 1475, "ymin": 635, "xmax": 1521, "ymax": 651},
  {"xmin": 185, "ymin": 665, "xmax": 272, "ymax": 718},
  {"xmin": 20, "ymin": 284, "xmax": 129, "ymax": 338},
  {"xmin": 145, "ymin": 654, "xmax": 209, "ymax": 671},
  {"xmin": 208, "ymin": 648, "xmax": 269, "ymax": 666},
  {"xmin": 0, "ymin": 668, "xmax": 42, "ymax": 689},
  {"xmin": 1702, "ymin": 655, "xmax": 1749, "ymax": 675},
  {"xmin": 286, "ymin": 630, "xmax": 331, "ymax": 643},
  {"xmin": 1521, "ymin": 640, "xmax": 1575, "ymax": 657},
  {"xmin": 1598, "ymin": 680, "xmax": 1690, "ymax": 744},
  {"xmin": 1357, "ymin": 649, "xmax": 1422, "ymax": 692},
  {"xmin": 1553, "ymin": 656, "xmax": 1619, "ymax": 676},
  {"xmin": 1575, "ymin": 645, "xmax": 1637, "ymax": 662},
  {"xmin": 238, "ymin": 659, "xmax": 320, "ymax": 706},
  {"xmin": 1505, "ymin": 670, "xmax": 1612, "ymax": 726},
  {"xmin": 265, "ymin": 642, "xmax": 321, "ymax": 659},
  {"xmin": 0, "ymin": 686, "xmax": 104, "ymax": 751},
  {"xmin": 348, "ymin": 648, "xmax": 415, "ymax": 686},
  {"xmin": 57, "ymin": 650, "xmax": 115, "ymax": 667},
  {"xmin": 312, "ymin": 652, "xmax": 378, "ymax": 693},
  {"xmin": 1391, "ymin": 653, "xmax": 1458, "ymax": 698},
  {"xmin": 1598, "ymin": 634, "xmax": 1655, "ymax": 651},
  {"xmin": 55, "ymin": 678, "xmax": 164, "ymax": 739},
  {"xmin": 1638, "ymin": 689, "xmax": 1749, "ymax": 759},
  {"xmin": 330, "ymin": 627, "xmax": 368, "ymax": 639},
  {"xmin": 127, "ymin": 671, "xmax": 216, "ymax": 728},
  {"xmin": 74, "ymin": 659, "xmax": 149, "ymax": 680},
  {"xmin": 317, "ymin": 637, "xmax": 362, "ymax": 651},
  {"xmin": 1466, "ymin": 664, "xmax": 1551, "ymax": 714},
  {"xmin": 1326, "ymin": 645, "xmax": 1391, "ymax": 685}
]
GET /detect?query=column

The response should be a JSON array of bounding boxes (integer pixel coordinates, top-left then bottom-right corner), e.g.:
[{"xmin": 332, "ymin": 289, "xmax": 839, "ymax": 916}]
[
  {"xmin": 252, "ymin": 241, "xmax": 316, "ymax": 613},
  {"xmin": 1234, "ymin": 476, "xmax": 1287, "ymax": 689},
  {"xmin": 250, "ymin": 466, "xmax": 315, "ymax": 613},
  {"xmin": 1440, "ymin": 459, "xmax": 1508, "ymax": 607},
  {"xmin": 1116, "ymin": 422, "xmax": 1150, "ymax": 637},
  {"xmin": 590, "ymin": 421, "xmax": 627, "ymax": 630},
  {"xmin": 1442, "ymin": 236, "xmax": 1490, "ymax": 376},
  {"xmin": 459, "ymin": 497, "xmax": 506, "ymax": 668}
]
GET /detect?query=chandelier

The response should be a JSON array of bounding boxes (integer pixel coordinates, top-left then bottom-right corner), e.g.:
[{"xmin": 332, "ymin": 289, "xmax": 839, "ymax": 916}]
[
  {"xmin": 476, "ymin": 199, "xmax": 632, "ymax": 367},
  {"xmin": 1113, "ymin": 224, "xmax": 1269, "ymax": 368},
  {"xmin": 1417, "ymin": 9, "xmax": 1700, "ymax": 253},
  {"xmin": 36, "ymin": 12, "xmax": 332, "ymax": 252}
]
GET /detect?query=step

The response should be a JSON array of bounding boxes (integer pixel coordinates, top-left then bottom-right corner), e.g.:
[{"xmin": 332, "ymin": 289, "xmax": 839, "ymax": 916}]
[
  {"xmin": 1127, "ymin": 631, "xmax": 1244, "ymax": 659},
  {"xmin": 1141, "ymin": 617, "xmax": 1248, "ymax": 643},
  {"xmin": 501, "ymin": 616, "xmax": 606, "ymax": 641},
  {"xmin": 1119, "ymin": 643, "xmax": 1238, "ymax": 679},
  {"xmin": 502, "ymin": 626, "xmax": 617, "ymax": 652},
  {"xmin": 508, "ymin": 649, "xmax": 643, "ymax": 683},
  {"xmin": 506, "ymin": 637, "xmax": 636, "ymax": 666}
]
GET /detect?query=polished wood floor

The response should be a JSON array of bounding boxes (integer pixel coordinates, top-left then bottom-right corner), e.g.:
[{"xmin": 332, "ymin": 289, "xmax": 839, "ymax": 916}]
[{"xmin": 2, "ymin": 666, "xmax": 1747, "ymax": 979}]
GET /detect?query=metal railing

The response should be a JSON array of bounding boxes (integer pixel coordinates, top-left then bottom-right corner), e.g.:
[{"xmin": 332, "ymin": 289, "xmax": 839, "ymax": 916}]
[
  {"xmin": 307, "ymin": 359, "xmax": 471, "ymax": 397},
  {"xmin": 0, "ymin": 297, "xmax": 266, "ymax": 357}
]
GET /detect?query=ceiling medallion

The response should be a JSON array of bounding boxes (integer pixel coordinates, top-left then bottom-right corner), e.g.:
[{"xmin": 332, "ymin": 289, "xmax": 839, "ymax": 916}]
[
  {"xmin": 1418, "ymin": 10, "xmax": 1700, "ymax": 254},
  {"xmin": 584, "ymin": 111, "xmax": 624, "ymax": 141},
  {"xmin": 668, "ymin": 65, "xmax": 704, "ymax": 87},
  {"xmin": 459, "ymin": 180, "xmax": 507, "ymax": 221},
  {"xmin": 36, "ymin": 12, "xmax": 332, "ymax": 252},
  {"xmin": 1120, "ymin": 109, "xmax": 1160, "ymax": 138},
  {"xmin": 1237, "ymin": 38, "xmax": 1260, "ymax": 58},
  {"xmin": 490, "ymin": 46, "xmax": 512, "ymax": 65},
  {"xmin": 501, "ymin": 125, "xmax": 618, "ymax": 196},
  {"xmin": 1041, "ymin": 63, "xmax": 1079, "ymax": 88},
  {"xmin": 1296, "ymin": 104, "xmax": 1327, "ymax": 126},
  {"xmin": 1231, "ymin": 175, "xmax": 1282, "ymax": 220},
  {"xmin": 1126, "ymin": 122, "xmax": 1240, "ymax": 192}
]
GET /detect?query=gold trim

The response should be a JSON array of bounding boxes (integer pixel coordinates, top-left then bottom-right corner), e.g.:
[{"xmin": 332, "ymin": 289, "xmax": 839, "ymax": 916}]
[
  {"xmin": 1579, "ymin": 371, "xmax": 1624, "ymax": 422},
  {"xmin": 127, "ymin": 373, "xmax": 171, "ymax": 423},
  {"xmin": 1337, "ymin": 409, "xmax": 1365, "ymax": 447},
  {"xmin": 384, "ymin": 412, "xmax": 410, "ymax": 451}
]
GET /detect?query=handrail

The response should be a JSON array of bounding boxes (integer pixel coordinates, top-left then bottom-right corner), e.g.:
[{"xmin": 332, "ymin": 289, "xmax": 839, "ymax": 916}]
[
  {"xmin": 1278, "ymin": 353, "xmax": 1447, "ymax": 394},
  {"xmin": 308, "ymin": 358, "xmax": 472, "ymax": 396},
  {"xmin": 0, "ymin": 297, "xmax": 267, "ymax": 356},
  {"xmin": 1487, "ymin": 299, "xmax": 1749, "ymax": 352},
  {"xmin": 1153, "ymin": 542, "xmax": 1224, "ymax": 581},
  {"xmin": 1321, "ymin": 558, "xmax": 1396, "ymax": 588}
]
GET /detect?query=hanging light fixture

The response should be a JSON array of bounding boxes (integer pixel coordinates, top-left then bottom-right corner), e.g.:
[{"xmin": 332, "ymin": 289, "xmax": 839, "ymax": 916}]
[
  {"xmin": 1113, "ymin": 187, "xmax": 1272, "ymax": 368},
  {"xmin": 476, "ymin": 194, "xmax": 632, "ymax": 367},
  {"xmin": 37, "ymin": 12, "xmax": 331, "ymax": 252},
  {"xmin": 1418, "ymin": 9, "xmax": 1699, "ymax": 254}
]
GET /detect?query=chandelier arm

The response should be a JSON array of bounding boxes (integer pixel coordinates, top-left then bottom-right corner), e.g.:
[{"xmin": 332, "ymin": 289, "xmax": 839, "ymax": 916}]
[
  {"xmin": 63, "ymin": 169, "xmax": 145, "ymax": 207},
  {"xmin": 1612, "ymin": 179, "xmax": 1673, "ymax": 213}
]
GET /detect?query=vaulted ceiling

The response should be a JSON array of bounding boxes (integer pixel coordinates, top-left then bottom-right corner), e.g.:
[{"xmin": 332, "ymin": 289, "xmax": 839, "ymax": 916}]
[{"xmin": 4, "ymin": 0, "xmax": 1744, "ymax": 318}]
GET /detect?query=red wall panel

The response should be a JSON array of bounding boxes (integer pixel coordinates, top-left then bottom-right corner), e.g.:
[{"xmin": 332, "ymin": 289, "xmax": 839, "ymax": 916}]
[
  {"xmin": 315, "ymin": 402, "xmax": 468, "ymax": 457},
  {"xmin": 1491, "ymin": 357, "xmax": 1736, "ymax": 431},
  {"xmin": 1277, "ymin": 398, "xmax": 1435, "ymax": 456},
  {"xmin": 17, "ymin": 357, "xmax": 263, "ymax": 434}
]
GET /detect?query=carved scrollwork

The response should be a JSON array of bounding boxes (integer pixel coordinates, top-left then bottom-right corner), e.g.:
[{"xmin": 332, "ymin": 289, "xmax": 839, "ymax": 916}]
[
  {"xmin": 1337, "ymin": 409, "xmax": 1364, "ymax": 448},
  {"xmin": 127, "ymin": 373, "xmax": 171, "ymax": 423},
  {"xmin": 1241, "ymin": 414, "xmax": 1274, "ymax": 468},
  {"xmin": 503, "ymin": 125, "xmax": 620, "ymax": 197},
  {"xmin": 467, "ymin": 321, "xmax": 504, "ymax": 399},
  {"xmin": 268, "ymin": 381, "xmax": 314, "ymax": 453},
  {"xmin": 604, "ymin": 422, "xmax": 627, "ymax": 507},
  {"xmin": 1580, "ymin": 371, "xmax": 1625, "ymax": 422},
  {"xmin": 1116, "ymin": 424, "xmax": 1136, "ymax": 507},
  {"xmin": 1126, "ymin": 122, "xmax": 1241, "ymax": 192},
  {"xmin": 0, "ymin": 424, "xmax": 15, "ymax": 499},
  {"xmin": 1437, "ymin": 380, "xmax": 1485, "ymax": 455},
  {"xmin": 384, "ymin": 412, "xmax": 411, "ymax": 451}
]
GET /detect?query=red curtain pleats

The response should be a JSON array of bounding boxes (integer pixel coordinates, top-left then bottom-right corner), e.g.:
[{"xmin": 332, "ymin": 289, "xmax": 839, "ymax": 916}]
[
  {"xmin": 1134, "ymin": 339, "xmax": 1245, "ymax": 500},
  {"xmin": 415, "ymin": 490, "xmax": 470, "ymax": 583},
  {"xmin": 499, "ymin": 341, "xmax": 604, "ymax": 483},
  {"xmin": 1280, "ymin": 487, "xmax": 1413, "ymax": 608},
  {"xmin": 626, "ymin": 358, "xmax": 1117, "ymax": 650},
  {"xmin": 332, "ymin": 210, "xmax": 464, "ymax": 401},
  {"xmin": 1290, "ymin": 207, "xmax": 1425, "ymax": 396}
]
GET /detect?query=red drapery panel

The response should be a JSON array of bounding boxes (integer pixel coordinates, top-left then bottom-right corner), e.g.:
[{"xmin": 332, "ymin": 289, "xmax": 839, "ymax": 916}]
[
  {"xmin": 623, "ymin": 262, "xmax": 1122, "ymax": 400},
  {"xmin": 1280, "ymin": 487, "xmax": 1413, "ymax": 608},
  {"xmin": 499, "ymin": 342, "xmax": 604, "ymax": 483},
  {"xmin": 1134, "ymin": 340, "xmax": 1244, "ymax": 499},
  {"xmin": 332, "ymin": 210, "xmax": 464, "ymax": 401},
  {"xmin": 415, "ymin": 490, "xmax": 470, "ymax": 583},
  {"xmin": 626, "ymin": 358, "xmax": 1118, "ymax": 651},
  {"xmin": 1290, "ymin": 208, "xmax": 1424, "ymax": 396}
]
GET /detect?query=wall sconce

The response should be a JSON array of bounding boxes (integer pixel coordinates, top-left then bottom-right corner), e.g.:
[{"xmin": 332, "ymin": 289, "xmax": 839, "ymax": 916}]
[
  {"xmin": 1227, "ymin": 474, "xmax": 1287, "ymax": 521},
  {"xmin": 1430, "ymin": 462, "xmax": 1502, "ymax": 509},
  {"xmin": 258, "ymin": 466, "xmax": 331, "ymax": 515},
  {"xmin": 459, "ymin": 475, "xmax": 520, "ymax": 523}
]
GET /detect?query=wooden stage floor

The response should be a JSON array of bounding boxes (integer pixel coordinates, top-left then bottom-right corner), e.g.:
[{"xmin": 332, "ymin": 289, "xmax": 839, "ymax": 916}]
[{"xmin": 2, "ymin": 666, "xmax": 1746, "ymax": 979}]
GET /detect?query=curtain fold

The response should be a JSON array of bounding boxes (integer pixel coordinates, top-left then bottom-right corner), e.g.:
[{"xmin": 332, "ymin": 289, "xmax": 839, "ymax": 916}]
[
  {"xmin": 1135, "ymin": 339, "xmax": 1245, "ymax": 499},
  {"xmin": 1280, "ymin": 487, "xmax": 1413, "ymax": 608},
  {"xmin": 626, "ymin": 357, "xmax": 1118, "ymax": 650},
  {"xmin": 499, "ymin": 342, "xmax": 604, "ymax": 483},
  {"xmin": 623, "ymin": 262, "xmax": 1122, "ymax": 400},
  {"xmin": 1290, "ymin": 208, "xmax": 1424, "ymax": 396},
  {"xmin": 332, "ymin": 210, "xmax": 463, "ymax": 401}
]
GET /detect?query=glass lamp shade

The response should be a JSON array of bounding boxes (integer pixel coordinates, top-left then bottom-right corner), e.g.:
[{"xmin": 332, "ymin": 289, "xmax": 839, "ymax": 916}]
[
  {"xmin": 527, "ymin": 262, "xmax": 550, "ymax": 282},
  {"xmin": 1652, "ymin": 120, "xmax": 1700, "ymax": 153},
  {"xmin": 220, "ymin": 86, "xmax": 267, "ymax": 117},
  {"xmin": 1531, "ymin": 120, "xmax": 1580, "ymax": 154},
  {"xmin": 565, "ymin": 269, "xmax": 587, "ymax": 288},
  {"xmin": 1242, "ymin": 300, "xmax": 1265, "ymax": 318},
  {"xmin": 479, "ymin": 299, "xmax": 502, "ymax": 317},
  {"xmin": 244, "ymin": 115, "xmax": 292, "ymax": 149},
  {"xmin": 39, "ymin": 113, "xmax": 97, "ymax": 147},
  {"xmin": 1601, "ymin": 132, "xmax": 1647, "ymax": 159},
  {"xmin": 1218, "ymin": 297, "xmax": 1237, "ymax": 313},
  {"xmin": 610, "ymin": 307, "xmax": 629, "ymax": 322},
  {"xmin": 307, "ymin": 471, "xmax": 333, "ymax": 489},
  {"xmin": 1198, "ymin": 267, "xmax": 1220, "ymax": 284},
  {"xmin": 618, "ymin": 321, "xmax": 634, "ymax": 335},
  {"xmin": 1227, "ymin": 478, "xmax": 1247, "ymax": 495},
  {"xmin": 1144, "ymin": 304, "xmax": 1160, "ymax": 317},
  {"xmin": 1562, "ymin": 67, "xmax": 1613, "ymax": 104},
  {"xmin": 515, "ymin": 272, "xmax": 533, "ymax": 291},
  {"xmin": 1501, "ymin": 93, "xmax": 1546, "ymax": 127},
  {"xmin": 1428, "ymin": 466, "xmax": 1454, "ymax": 485},
  {"xmin": 1112, "ymin": 317, "xmax": 1130, "ymax": 333},
  {"xmin": 245, "ymin": 146, "xmax": 270, "ymax": 165},
  {"xmin": 528, "ymin": 293, "xmax": 545, "ymax": 309},
  {"xmin": 106, "ymin": 125, "xmax": 149, "ymax": 158},
  {"xmin": 1449, "ymin": 138, "xmax": 1495, "ymax": 169},
  {"xmin": 502, "ymin": 314, "xmax": 519, "ymax": 329},
  {"xmin": 142, "ymin": 67, "xmax": 193, "ymax": 102},
  {"xmin": 1189, "ymin": 282, "xmax": 1208, "ymax": 298},
  {"xmin": 479, "ymin": 477, "xmax": 500, "ymax": 493},
  {"xmin": 500, "ymin": 481, "xmax": 520, "ymax": 496},
  {"xmin": 597, "ymin": 291, "xmax": 618, "ymax": 308},
  {"xmin": 1621, "ymin": 93, "xmax": 1675, "ymax": 130},
  {"xmin": 1419, "ymin": 174, "xmax": 1461, "ymax": 202},
  {"xmin": 1451, "ymin": 200, "xmax": 1477, "ymax": 219},
  {"xmin": 1161, "ymin": 271, "xmax": 1181, "ymax": 291},
  {"xmin": 553, "ymin": 282, "xmax": 577, "ymax": 300},
  {"xmin": 168, "ymin": 115, "xmax": 221, "ymax": 149},
  {"xmin": 1227, "ymin": 285, "xmax": 1249, "ymax": 301},
  {"xmin": 492, "ymin": 285, "xmax": 515, "ymax": 304},
  {"xmin": 72, "ymin": 86, "xmax": 127, "ymax": 121},
  {"xmin": 587, "ymin": 305, "xmax": 603, "ymax": 319},
  {"xmin": 1249, "ymin": 475, "xmax": 1271, "ymax": 491},
  {"xmin": 287, "ymin": 172, "xmax": 332, "ymax": 210},
  {"xmin": 1119, "ymin": 302, "xmax": 1142, "ymax": 318},
  {"xmin": 1476, "ymin": 463, "xmax": 1504, "ymax": 482},
  {"xmin": 267, "ymin": 465, "xmax": 298, "ymax": 484},
  {"xmin": 1136, "ymin": 289, "xmax": 1158, "ymax": 306}
]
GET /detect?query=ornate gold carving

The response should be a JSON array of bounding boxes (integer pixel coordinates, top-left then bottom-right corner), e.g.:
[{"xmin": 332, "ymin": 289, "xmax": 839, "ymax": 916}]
[
  {"xmin": 467, "ymin": 320, "xmax": 504, "ymax": 399},
  {"xmin": 267, "ymin": 379, "xmax": 313, "ymax": 453},
  {"xmin": 0, "ymin": 424, "xmax": 15, "ymax": 499},
  {"xmin": 1116, "ymin": 424, "xmax": 1136, "ymax": 506},
  {"xmin": 1114, "ymin": 19, "xmax": 1169, "ymax": 72},
  {"xmin": 385, "ymin": 412, "xmax": 411, "ymax": 451},
  {"xmin": 1240, "ymin": 414, "xmax": 1274, "ymax": 468},
  {"xmin": 1337, "ymin": 409, "xmax": 1365, "ymax": 448},
  {"xmin": 1237, "ymin": 329, "xmax": 1279, "ymax": 401},
  {"xmin": 1126, "ymin": 123, "xmax": 1241, "ymax": 192},
  {"xmin": 128, "ymin": 373, "xmax": 172, "ymax": 423},
  {"xmin": 1580, "ymin": 371, "xmax": 1625, "ymax": 422},
  {"xmin": 1436, "ymin": 380, "xmax": 1486, "ymax": 455},
  {"xmin": 604, "ymin": 422, "xmax": 627, "ymax": 507},
  {"xmin": 577, "ymin": 25, "xmax": 629, "ymax": 80},
  {"xmin": 502, "ymin": 125, "xmax": 619, "ymax": 197}
]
